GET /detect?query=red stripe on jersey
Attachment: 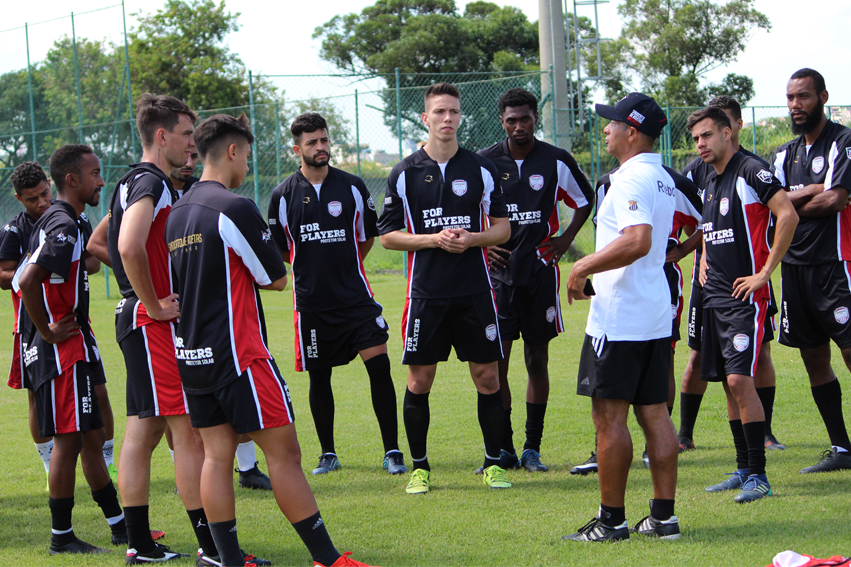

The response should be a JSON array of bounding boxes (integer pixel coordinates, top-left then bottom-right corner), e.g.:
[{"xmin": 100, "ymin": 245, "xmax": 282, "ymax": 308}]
[
  {"xmin": 293, "ymin": 310, "xmax": 305, "ymax": 372},
  {"xmin": 743, "ymin": 201, "xmax": 772, "ymax": 305},
  {"xmin": 751, "ymin": 301, "xmax": 767, "ymax": 377},
  {"xmin": 147, "ymin": 205, "xmax": 173, "ymax": 300},
  {"xmin": 247, "ymin": 360, "xmax": 294, "ymax": 429},
  {"xmin": 52, "ymin": 367, "xmax": 80, "ymax": 434},
  {"xmin": 11, "ymin": 291, "xmax": 21, "ymax": 333},
  {"xmin": 839, "ymin": 207, "xmax": 851, "ymax": 261},
  {"xmin": 41, "ymin": 262, "xmax": 86, "ymax": 375},
  {"xmin": 226, "ymin": 248, "xmax": 271, "ymax": 374},
  {"xmin": 558, "ymin": 186, "xmax": 578, "ymax": 209},
  {"xmin": 673, "ymin": 262, "xmax": 685, "ymax": 329},
  {"xmin": 142, "ymin": 323, "xmax": 187, "ymax": 416},
  {"xmin": 671, "ymin": 210, "xmax": 699, "ymax": 239}
]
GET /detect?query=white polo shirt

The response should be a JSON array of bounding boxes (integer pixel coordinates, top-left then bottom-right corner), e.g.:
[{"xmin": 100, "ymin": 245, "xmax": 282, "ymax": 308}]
[{"xmin": 586, "ymin": 152, "xmax": 676, "ymax": 341}]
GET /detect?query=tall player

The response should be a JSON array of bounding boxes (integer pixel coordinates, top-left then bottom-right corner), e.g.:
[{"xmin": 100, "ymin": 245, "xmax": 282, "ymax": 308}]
[
  {"xmin": 166, "ymin": 112, "xmax": 378, "ymax": 567},
  {"xmin": 18, "ymin": 145, "xmax": 125, "ymax": 554},
  {"xmin": 688, "ymin": 107, "xmax": 797, "ymax": 503},
  {"xmin": 477, "ymin": 88, "xmax": 593, "ymax": 472},
  {"xmin": 773, "ymin": 68, "xmax": 851, "ymax": 473},
  {"xmin": 268, "ymin": 112, "xmax": 406, "ymax": 476},
  {"xmin": 378, "ymin": 82, "xmax": 511, "ymax": 494}
]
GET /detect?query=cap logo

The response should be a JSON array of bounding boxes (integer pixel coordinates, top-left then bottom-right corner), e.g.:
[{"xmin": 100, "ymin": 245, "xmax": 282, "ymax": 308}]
[{"xmin": 628, "ymin": 110, "xmax": 646, "ymax": 126}]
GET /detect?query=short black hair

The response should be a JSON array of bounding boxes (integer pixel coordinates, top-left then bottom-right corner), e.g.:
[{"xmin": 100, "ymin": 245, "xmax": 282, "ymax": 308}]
[
  {"xmin": 498, "ymin": 88, "xmax": 538, "ymax": 115},
  {"xmin": 708, "ymin": 95, "xmax": 742, "ymax": 121},
  {"xmin": 194, "ymin": 113, "xmax": 254, "ymax": 160},
  {"xmin": 424, "ymin": 82, "xmax": 461, "ymax": 106},
  {"xmin": 49, "ymin": 145, "xmax": 94, "ymax": 191},
  {"xmin": 790, "ymin": 68, "xmax": 826, "ymax": 94},
  {"xmin": 686, "ymin": 107, "xmax": 732, "ymax": 132},
  {"xmin": 10, "ymin": 161, "xmax": 48, "ymax": 195},
  {"xmin": 290, "ymin": 113, "xmax": 328, "ymax": 145},
  {"xmin": 135, "ymin": 93, "xmax": 197, "ymax": 147}
]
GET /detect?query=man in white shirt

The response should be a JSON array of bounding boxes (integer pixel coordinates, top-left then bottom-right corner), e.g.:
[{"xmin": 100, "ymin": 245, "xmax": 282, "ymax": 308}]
[{"xmin": 564, "ymin": 93, "xmax": 680, "ymax": 543}]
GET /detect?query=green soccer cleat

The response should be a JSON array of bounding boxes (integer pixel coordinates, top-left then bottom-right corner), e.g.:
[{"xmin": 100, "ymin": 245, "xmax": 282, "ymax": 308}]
[
  {"xmin": 482, "ymin": 465, "xmax": 511, "ymax": 489},
  {"xmin": 108, "ymin": 463, "xmax": 118, "ymax": 483},
  {"xmin": 405, "ymin": 469, "xmax": 430, "ymax": 495}
]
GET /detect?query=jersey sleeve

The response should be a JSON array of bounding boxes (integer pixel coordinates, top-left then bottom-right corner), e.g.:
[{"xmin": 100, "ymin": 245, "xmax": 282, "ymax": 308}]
[
  {"xmin": 266, "ymin": 187, "xmax": 290, "ymax": 254},
  {"xmin": 481, "ymin": 162, "xmax": 508, "ymax": 218},
  {"xmin": 824, "ymin": 132, "xmax": 851, "ymax": 191},
  {"xmin": 377, "ymin": 166, "xmax": 407, "ymax": 235},
  {"xmin": 123, "ymin": 172, "xmax": 172, "ymax": 217},
  {"xmin": 744, "ymin": 161, "xmax": 783, "ymax": 205},
  {"xmin": 670, "ymin": 170, "xmax": 703, "ymax": 224},
  {"xmin": 556, "ymin": 150, "xmax": 594, "ymax": 209},
  {"xmin": 0, "ymin": 221, "xmax": 23, "ymax": 262},
  {"xmin": 220, "ymin": 200, "xmax": 287, "ymax": 286},
  {"xmin": 27, "ymin": 218, "xmax": 78, "ymax": 281},
  {"xmin": 612, "ymin": 176, "xmax": 654, "ymax": 233},
  {"xmin": 770, "ymin": 146, "xmax": 789, "ymax": 188},
  {"xmin": 355, "ymin": 177, "xmax": 379, "ymax": 240}
]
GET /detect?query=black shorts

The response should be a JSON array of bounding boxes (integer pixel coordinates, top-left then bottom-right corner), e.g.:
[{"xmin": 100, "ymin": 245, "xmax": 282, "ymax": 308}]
[
  {"xmin": 120, "ymin": 322, "xmax": 188, "ymax": 418},
  {"xmin": 402, "ymin": 292, "xmax": 502, "ymax": 365},
  {"xmin": 779, "ymin": 262, "xmax": 851, "ymax": 349},
  {"xmin": 186, "ymin": 358, "xmax": 295, "ymax": 434},
  {"xmin": 34, "ymin": 360, "xmax": 104, "ymax": 437},
  {"xmin": 576, "ymin": 335, "xmax": 670, "ymax": 405},
  {"xmin": 701, "ymin": 301, "xmax": 767, "ymax": 382},
  {"xmin": 687, "ymin": 282, "xmax": 775, "ymax": 350},
  {"xmin": 665, "ymin": 261, "xmax": 684, "ymax": 345},
  {"xmin": 294, "ymin": 300, "xmax": 389, "ymax": 372},
  {"xmin": 493, "ymin": 267, "xmax": 562, "ymax": 345},
  {"xmin": 89, "ymin": 356, "xmax": 107, "ymax": 386}
]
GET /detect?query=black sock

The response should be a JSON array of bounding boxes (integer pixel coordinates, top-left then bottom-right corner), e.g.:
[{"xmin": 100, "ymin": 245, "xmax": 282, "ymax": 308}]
[
  {"xmin": 501, "ymin": 407, "xmax": 515, "ymax": 454},
  {"xmin": 650, "ymin": 499, "xmax": 675, "ymax": 520},
  {"xmin": 187, "ymin": 508, "xmax": 217, "ymax": 558},
  {"xmin": 742, "ymin": 420, "xmax": 766, "ymax": 476},
  {"xmin": 729, "ymin": 420, "xmax": 748, "ymax": 471},
  {"xmin": 756, "ymin": 387, "xmax": 776, "ymax": 436},
  {"xmin": 678, "ymin": 393, "xmax": 703, "ymax": 439},
  {"xmin": 49, "ymin": 496, "xmax": 75, "ymax": 546},
  {"xmin": 292, "ymin": 512, "xmax": 340, "ymax": 567},
  {"xmin": 812, "ymin": 380, "xmax": 851, "ymax": 451},
  {"xmin": 599, "ymin": 503, "xmax": 625, "ymax": 527},
  {"xmin": 91, "ymin": 481, "xmax": 125, "ymax": 536},
  {"xmin": 524, "ymin": 402, "xmax": 547, "ymax": 453},
  {"xmin": 308, "ymin": 368, "xmax": 335, "ymax": 455},
  {"xmin": 124, "ymin": 505, "xmax": 155, "ymax": 554},
  {"xmin": 478, "ymin": 390, "xmax": 504, "ymax": 468},
  {"xmin": 208, "ymin": 519, "xmax": 242, "ymax": 567},
  {"xmin": 364, "ymin": 354, "xmax": 399, "ymax": 454},
  {"xmin": 403, "ymin": 388, "xmax": 430, "ymax": 471}
]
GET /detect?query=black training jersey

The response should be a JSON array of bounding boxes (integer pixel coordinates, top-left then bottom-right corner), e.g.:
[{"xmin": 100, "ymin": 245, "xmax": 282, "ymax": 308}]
[
  {"xmin": 2, "ymin": 209, "xmax": 40, "ymax": 336},
  {"xmin": 771, "ymin": 120, "xmax": 851, "ymax": 265},
  {"xmin": 165, "ymin": 181, "xmax": 288, "ymax": 395},
  {"xmin": 477, "ymin": 138, "xmax": 593, "ymax": 286},
  {"xmin": 377, "ymin": 147, "xmax": 508, "ymax": 299},
  {"xmin": 701, "ymin": 152, "xmax": 782, "ymax": 309},
  {"xmin": 176, "ymin": 176, "xmax": 200, "ymax": 199},
  {"xmin": 268, "ymin": 167, "xmax": 378, "ymax": 312}
]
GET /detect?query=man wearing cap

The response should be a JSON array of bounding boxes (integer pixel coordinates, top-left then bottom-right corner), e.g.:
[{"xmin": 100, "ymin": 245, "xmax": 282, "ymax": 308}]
[{"xmin": 564, "ymin": 93, "xmax": 680, "ymax": 542}]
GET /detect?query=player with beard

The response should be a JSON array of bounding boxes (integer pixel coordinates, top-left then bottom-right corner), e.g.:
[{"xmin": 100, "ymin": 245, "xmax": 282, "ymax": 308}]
[
  {"xmin": 268, "ymin": 112, "xmax": 405, "ymax": 477},
  {"xmin": 477, "ymin": 88, "xmax": 594, "ymax": 473},
  {"xmin": 170, "ymin": 150, "xmax": 199, "ymax": 198},
  {"xmin": 772, "ymin": 68, "xmax": 851, "ymax": 474}
]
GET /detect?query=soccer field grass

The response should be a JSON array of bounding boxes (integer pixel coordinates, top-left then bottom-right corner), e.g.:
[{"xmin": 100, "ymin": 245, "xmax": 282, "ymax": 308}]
[{"xmin": 0, "ymin": 267, "xmax": 849, "ymax": 566}]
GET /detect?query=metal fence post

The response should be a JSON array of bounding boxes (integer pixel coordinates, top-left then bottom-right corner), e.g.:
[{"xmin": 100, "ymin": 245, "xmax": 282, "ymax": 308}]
[
  {"xmin": 25, "ymin": 24, "xmax": 38, "ymax": 161},
  {"xmin": 664, "ymin": 104, "xmax": 672, "ymax": 167},
  {"xmin": 550, "ymin": 65, "xmax": 557, "ymax": 146},
  {"xmin": 395, "ymin": 68, "xmax": 403, "ymax": 162},
  {"xmin": 752, "ymin": 106, "xmax": 757, "ymax": 154},
  {"xmin": 122, "ymin": 0, "xmax": 137, "ymax": 161},
  {"xmin": 355, "ymin": 89, "xmax": 361, "ymax": 178},
  {"xmin": 275, "ymin": 100, "xmax": 281, "ymax": 185},
  {"xmin": 248, "ymin": 71, "xmax": 260, "ymax": 205},
  {"xmin": 72, "ymin": 12, "xmax": 85, "ymax": 143}
]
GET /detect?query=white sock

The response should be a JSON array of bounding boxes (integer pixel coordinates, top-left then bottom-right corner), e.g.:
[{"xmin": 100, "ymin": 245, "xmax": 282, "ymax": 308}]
[
  {"xmin": 168, "ymin": 448, "xmax": 175, "ymax": 463},
  {"xmin": 35, "ymin": 439, "xmax": 53, "ymax": 473},
  {"xmin": 235, "ymin": 441, "xmax": 257, "ymax": 472},
  {"xmin": 103, "ymin": 438, "xmax": 115, "ymax": 468},
  {"xmin": 834, "ymin": 446, "xmax": 849, "ymax": 454}
]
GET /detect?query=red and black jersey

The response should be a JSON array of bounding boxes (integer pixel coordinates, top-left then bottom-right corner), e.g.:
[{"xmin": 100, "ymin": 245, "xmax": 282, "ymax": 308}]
[
  {"xmin": 21, "ymin": 201, "xmax": 90, "ymax": 390},
  {"xmin": 107, "ymin": 163, "xmax": 177, "ymax": 342},
  {"xmin": 377, "ymin": 147, "xmax": 508, "ymax": 299},
  {"xmin": 1, "ymin": 210, "xmax": 39, "ymax": 335},
  {"xmin": 267, "ymin": 167, "xmax": 378, "ymax": 312},
  {"xmin": 701, "ymin": 152, "xmax": 782, "ymax": 308},
  {"xmin": 477, "ymin": 139, "xmax": 593, "ymax": 286},
  {"xmin": 165, "ymin": 181, "xmax": 288, "ymax": 394},
  {"xmin": 772, "ymin": 120, "xmax": 851, "ymax": 265}
]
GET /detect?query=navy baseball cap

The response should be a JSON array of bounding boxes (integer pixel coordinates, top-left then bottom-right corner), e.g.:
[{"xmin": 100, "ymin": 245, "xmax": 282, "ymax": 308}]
[{"xmin": 595, "ymin": 93, "xmax": 668, "ymax": 138}]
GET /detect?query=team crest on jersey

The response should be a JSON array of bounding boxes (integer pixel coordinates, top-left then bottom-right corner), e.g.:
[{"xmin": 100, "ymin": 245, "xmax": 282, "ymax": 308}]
[
  {"xmin": 756, "ymin": 169, "xmax": 773, "ymax": 184},
  {"xmin": 628, "ymin": 200, "xmax": 638, "ymax": 211},
  {"xmin": 846, "ymin": 147, "xmax": 851, "ymax": 159},
  {"xmin": 261, "ymin": 229, "xmax": 271, "ymax": 242},
  {"xmin": 835, "ymin": 307, "xmax": 849, "ymax": 324},
  {"xmin": 485, "ymin": 324, "xmax": 497, "ymax": 341},
  {"xmin": 376, "ymin": 315, "xmax": 386, "ymax": 328},
  {"xmin": 720, "ymin": 197, "xmax": 729, "ymax": 216},
  {"xmin": 328, "ymin": 201, "xmax": 342, "ymax": 217},
  {"xmin": 452, "ymin": 180, "xmax": 468, "ymax": 196},
  {"xmin": 79, "ymin": 212, "xmax": 88, "ymax": 223},
  {"xmin": 367, "ymin": 196, "xmax": 376, "ymax": 211},
  {"xmin": 529, "ymin": 175, "xmax": 545, "ymax": 191},
  {"xmin": 812, "ymin": 156, "xmax": 825, "ymax": 174},
  {"xmin": 733, "ymin": 334, "xmax": 750, "ymax": 352},
  {"xmin": 546, "ymin": 306, "xmax": 556, "ymax": 323}
]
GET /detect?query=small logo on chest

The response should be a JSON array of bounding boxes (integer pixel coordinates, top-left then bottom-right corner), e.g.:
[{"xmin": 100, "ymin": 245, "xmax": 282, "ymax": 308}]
[
  {"xmin": 529, "ymin": 174, "xmax": 544, "ymax": 191},
  {"xmin": 452, "ymin": 180, "xmax": 468, "ymax": 196},
  {"xmin": 328, "ymin": 201, "xmax": 342, "ymax": 217},
  {"xmin": 720, "ymin": 198, "xmax": 729, "ymax": 216}
]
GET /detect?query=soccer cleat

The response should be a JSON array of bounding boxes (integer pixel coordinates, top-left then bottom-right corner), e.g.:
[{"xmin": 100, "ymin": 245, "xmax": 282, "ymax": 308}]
[
  {"xmin": 196, "ymin": 549, "xmax": 271, "ymax": 566},
  {"xmin": 519, "ymin": 448, "xmax": 549, "ymax": 472},
  {"xmin": 312, "ymin": 454, "xmax": 342, "ymax": 475},
  {"xmin": 562, "ymin": 516, "xmax": 629, "ymax": 542},
  {"xmin": 498, "ymin": 449, "xmax": 520, "ymax": 470},
  {"xmin": 108, "ymin": 462, "xmax": 119, "ymax": 482},
  {"xmin": 678, "ymin": 437, "xmax": 695, "ymax": 453},
  {"xmin": 111, "ymin": 529, "xmax": 167, "ymax": 546},
  {"xmin": 570, "ymin": 452, "xmax": 598, "ymax": 475},
  {"xmin": 482, "ymin": 465, "xmax": 512, "ymax": 489},
  {"xmin": 764, "ymin": 434, "xmax": 787, "ymax": 450},
  {"xmin": 631, "ymin": 515, "xmax": 682, "ymax": 540},
  {"xmin": 405, "ymin": 469, "xmax": 430, "ymax": 495},
  {"xmin": 799, "ymin": 448, "xmax": 851, "ymax": 474},
  {"xmin": 733, "ymin": 476, "xmax": 772, "ymax": 503},
  {"xmin": 382, "ymin": 451, "xmax": 408, "ymax": 475},
  {"xmin": 642, "ymin": 449, "xmax": 650, "ymax": 469},
  {"xmin": 705, "ymin": 471, "xmax": 746, "ymax": 492},
  {"xmin": 126, "ymin": 543, "xmax": 189, "ymax": 564},
  {"xmin": 49, "ymin": 535, "xmax": 111, "ymax": 555},
  {"xmin": 45, "ymin": 471, "xmax": 50, "ymax": 492},
  {"xmin": 237, "ymin": 462, "xmax": 273, "ymax": 490},
  {"xmin": 314, "ymin": 551, "xmax": 381, "ymax": 566}
]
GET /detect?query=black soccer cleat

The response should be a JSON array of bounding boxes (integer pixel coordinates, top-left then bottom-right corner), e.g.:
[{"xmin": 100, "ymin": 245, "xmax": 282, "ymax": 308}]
[
  {"xmin": 562, "ymin": 516, "xmax": 629, "ymax": 542},
  {"xmin": 631, "ymin": 515, "xmax": 681, "ymax": 540},
  {"xmin": 237, "ymin": 462, "xmax": 273, "ymax": 490},
  {"xmin": 799, "ymin": 448, "xmax": 851, "ymax": 474},
  {"xmin": 764, "ymin": 434, "xmax": 786, "ymax": 451},
  {"xmin": 49, "ymin": 534, "xmax": 111, "ymax": 555},
  {"xmin": 678, "ymin": 437, "xmax": 695, "ymax": 453},
  {"xmin": 570, "ymin": 452, "xmax": 598, "ymax": 475},
  {"xmin": 126, "ymin": 543, "xmax": 189, "ymax": 564},
  {"xmin": 196, "ymin": 548, "xmax": 271, "ymax": 566}
]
